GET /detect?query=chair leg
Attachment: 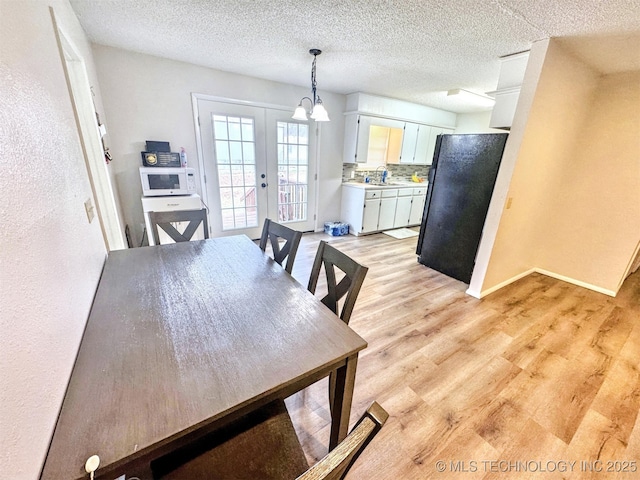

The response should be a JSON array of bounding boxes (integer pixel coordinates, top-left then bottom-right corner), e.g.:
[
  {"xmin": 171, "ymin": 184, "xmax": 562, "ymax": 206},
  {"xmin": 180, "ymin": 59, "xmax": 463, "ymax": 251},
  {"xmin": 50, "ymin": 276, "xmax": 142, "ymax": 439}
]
[{"xmin": 328, "ymin": 371, "xmax": 336, "ymax": 415}]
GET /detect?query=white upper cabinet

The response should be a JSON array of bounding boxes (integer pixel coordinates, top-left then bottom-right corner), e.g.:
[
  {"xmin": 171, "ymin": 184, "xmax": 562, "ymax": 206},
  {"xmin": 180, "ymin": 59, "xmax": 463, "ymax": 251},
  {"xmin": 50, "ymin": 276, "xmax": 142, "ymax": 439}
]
[
  {"xmin": 399, "ymin": 122, "xmax": 419, "ymax": 163},
  {"xmin": 343, "ymin": 113, "xmax": 361, "ymax": 163},
  {"xmin": 343, "ymin": 93, "xmax": 457, "ymax": 164},
  {"xmin": 425, "ymin": 127, "xmax": 455, "ymax": 165},
  {"xmin": 397, "ymin": 123, "xmax": 433, "ymax": 165},
  {"xmin": 488, "ymin": 51, "xmax": 530, "ymax": 130},
  {"xmin": 344, "ymin": 114, "xmax": 404, "ymax": 164},
  {"xmin": 354, "ymin": 115, "xmax": 375, "ymax": 163},
  {"xmin": 412, "ymin": 124, "xmax": 432, "ymax": 164}
]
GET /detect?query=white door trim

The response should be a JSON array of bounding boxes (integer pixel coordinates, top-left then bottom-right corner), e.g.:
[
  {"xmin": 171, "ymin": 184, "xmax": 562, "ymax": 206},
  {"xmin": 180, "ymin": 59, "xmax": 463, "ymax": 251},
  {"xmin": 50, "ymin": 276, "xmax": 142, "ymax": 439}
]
[
  {"xmin": 51, "ymin": 10, "xmax": 125, "ymax": 250},
  {"xmin": 192, "ymin": 93, "xmax": 319, "ymax": 234}
]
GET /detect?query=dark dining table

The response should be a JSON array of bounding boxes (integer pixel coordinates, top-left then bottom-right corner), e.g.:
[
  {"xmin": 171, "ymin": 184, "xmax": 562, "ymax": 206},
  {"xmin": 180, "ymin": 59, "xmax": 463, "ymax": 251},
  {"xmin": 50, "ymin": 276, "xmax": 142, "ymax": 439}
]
[{"xmin": 40, "ymin": 235, "xmax": 367, "ymax": 480}]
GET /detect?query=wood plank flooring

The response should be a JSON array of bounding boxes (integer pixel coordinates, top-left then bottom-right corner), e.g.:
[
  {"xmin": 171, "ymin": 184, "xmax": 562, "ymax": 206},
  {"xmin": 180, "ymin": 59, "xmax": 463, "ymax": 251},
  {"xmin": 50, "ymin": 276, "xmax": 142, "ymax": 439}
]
[{"xmin": 284, "ymin": 230, "xmax": 640, "ymax": 479}]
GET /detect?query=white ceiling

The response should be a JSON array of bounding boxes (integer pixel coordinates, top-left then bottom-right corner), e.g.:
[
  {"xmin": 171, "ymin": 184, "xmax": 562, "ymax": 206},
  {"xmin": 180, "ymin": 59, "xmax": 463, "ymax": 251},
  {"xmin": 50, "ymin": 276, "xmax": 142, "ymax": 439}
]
[{"xmin": 69, "ymin": 0, "xmax": 640, "ymax": 114}]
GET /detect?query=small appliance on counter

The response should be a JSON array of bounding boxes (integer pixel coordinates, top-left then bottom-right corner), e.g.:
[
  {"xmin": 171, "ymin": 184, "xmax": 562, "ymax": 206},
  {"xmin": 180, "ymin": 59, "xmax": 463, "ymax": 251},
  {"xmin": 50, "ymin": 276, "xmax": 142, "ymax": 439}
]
[
  {"xmin": 139, "ymin": 138, "xmax": 197, "ymax": 196},
  {"xmin": 140, "ymin": 166, "xmax": 196, "ymax": 196}
]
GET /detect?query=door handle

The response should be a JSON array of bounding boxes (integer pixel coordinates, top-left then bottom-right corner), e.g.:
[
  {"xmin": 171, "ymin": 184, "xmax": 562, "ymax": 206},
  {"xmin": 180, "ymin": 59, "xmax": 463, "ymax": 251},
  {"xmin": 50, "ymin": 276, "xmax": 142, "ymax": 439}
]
[
  {"xmin": 261, "ymin": 173, "xmax": 266, "ymax": 179},
  {"xmin": 261, "ymin": 183, "xmax": 267, "ymax": 188}
]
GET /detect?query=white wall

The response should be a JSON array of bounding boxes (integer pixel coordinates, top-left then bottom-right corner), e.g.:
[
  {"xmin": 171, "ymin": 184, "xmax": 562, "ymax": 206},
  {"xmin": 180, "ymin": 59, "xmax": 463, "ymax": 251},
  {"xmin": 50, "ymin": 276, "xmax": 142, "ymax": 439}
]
[
  {"xmin": 454, "ymin": 111, "xmax": 504, "ymax": 133},
  {"xmin": 0, "ymin": 1, "xmax": 108, "ymax": 478},
  {"xmin": 91, "ymin": 45, "xmax": 346, "ymax": 246}
]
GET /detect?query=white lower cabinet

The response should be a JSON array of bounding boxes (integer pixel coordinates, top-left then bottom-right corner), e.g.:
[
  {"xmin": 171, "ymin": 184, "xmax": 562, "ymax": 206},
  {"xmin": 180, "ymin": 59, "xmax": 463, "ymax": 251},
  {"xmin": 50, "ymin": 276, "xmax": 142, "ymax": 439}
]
[
  {"xmin": 393, "ymin": 189, "xmax": 414, "ymax": 228},
  {"xmin": 378, "ymin": 190, "xmax": 398, "ymax": 230},
  {"xmin": 362, "ymin": 196, "xmax": 381, "ymax": 232},
  {"xmin": 341, "ymin": 184, "xmax": 427, "ymax": 236},
  {"xmin": 409, "ymin": 186, "xmax": 427, "ymax": 225}
]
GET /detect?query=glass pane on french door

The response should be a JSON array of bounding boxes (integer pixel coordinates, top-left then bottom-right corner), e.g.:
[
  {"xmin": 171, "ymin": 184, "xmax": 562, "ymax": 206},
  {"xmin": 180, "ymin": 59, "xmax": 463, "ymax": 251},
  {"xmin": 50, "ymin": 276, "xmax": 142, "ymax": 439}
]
[
  {"xmin": 276, "ymin": 121, "xmax": 308, "ymax": 223},
  {"xmin": 197, "ymin": 100, "xmax": 267, "ymax": 239},
  {"xmin": 265, "ymin": 109, "xmax": 316, "ymax": 235},
  {"xmin": 214, "ymin": 115, "xmax": 258, "ymax": 230}
]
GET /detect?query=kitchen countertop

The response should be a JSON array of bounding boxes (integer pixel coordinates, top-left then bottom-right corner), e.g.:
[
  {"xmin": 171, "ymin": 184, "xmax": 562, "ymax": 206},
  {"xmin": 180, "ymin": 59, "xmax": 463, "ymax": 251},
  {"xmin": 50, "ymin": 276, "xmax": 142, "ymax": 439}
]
[{"xmin": 342, "ymin": 181, "xmax": 427, "ymax": 189}]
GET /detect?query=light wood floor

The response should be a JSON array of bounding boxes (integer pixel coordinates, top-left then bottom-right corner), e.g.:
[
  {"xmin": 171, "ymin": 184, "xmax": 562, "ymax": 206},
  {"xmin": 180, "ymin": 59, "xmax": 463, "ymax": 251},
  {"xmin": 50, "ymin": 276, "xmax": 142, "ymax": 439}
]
[{"xmin": 284, "ymin": 230, "xmax": 640, "ymax": 479}]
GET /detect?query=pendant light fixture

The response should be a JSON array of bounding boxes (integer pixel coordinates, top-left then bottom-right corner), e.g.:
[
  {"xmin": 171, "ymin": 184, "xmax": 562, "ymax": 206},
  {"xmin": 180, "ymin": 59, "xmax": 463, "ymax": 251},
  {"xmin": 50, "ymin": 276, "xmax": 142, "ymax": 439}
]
[{"xmin": 292, "ymin": 49, "xmax": 330, "ymax": 122}]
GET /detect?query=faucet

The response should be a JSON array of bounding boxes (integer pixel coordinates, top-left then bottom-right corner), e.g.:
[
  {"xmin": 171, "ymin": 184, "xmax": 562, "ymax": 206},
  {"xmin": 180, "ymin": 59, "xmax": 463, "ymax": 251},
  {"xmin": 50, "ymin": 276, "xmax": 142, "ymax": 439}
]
[{"xmin": 375, "ymin": 166, "xmax": 388, "ymax": 183}]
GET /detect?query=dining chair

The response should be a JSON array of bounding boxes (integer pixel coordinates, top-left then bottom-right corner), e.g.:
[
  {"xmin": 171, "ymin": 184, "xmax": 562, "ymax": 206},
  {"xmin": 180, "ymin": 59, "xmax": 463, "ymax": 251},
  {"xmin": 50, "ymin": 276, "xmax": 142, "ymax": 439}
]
[
  {"xmin": 307, "ymin": 240, "xmax": 369, "ymax": 325},
  {"xmin": 259, "ymin": 218, "xmax": 303, "ymax": 274},
  {"xmin": 152, "ymin": 400, "xmax": 388, "ymax": 480},
  {"xmin": 149, "ymin": 209, "xmax": 209, "ymax": 245},
  {"xmin": 307, "ymin": 241, "xmax": 369, "ymax": 414}
]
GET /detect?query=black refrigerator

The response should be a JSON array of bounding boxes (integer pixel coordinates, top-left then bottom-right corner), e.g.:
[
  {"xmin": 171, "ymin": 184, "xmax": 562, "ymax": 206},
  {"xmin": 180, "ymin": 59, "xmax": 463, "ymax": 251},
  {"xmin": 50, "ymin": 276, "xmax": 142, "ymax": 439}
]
[{"xmin": 416, "ymin": 133, "xmax": 508, "ymax": 284}]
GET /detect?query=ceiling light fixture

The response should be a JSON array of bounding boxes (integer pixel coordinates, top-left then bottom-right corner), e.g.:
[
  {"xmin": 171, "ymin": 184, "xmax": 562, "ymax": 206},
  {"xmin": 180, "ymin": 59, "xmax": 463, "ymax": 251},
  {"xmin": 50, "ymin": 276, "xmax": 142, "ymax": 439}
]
[
  {"xmin": 292, "ymin": 49, "xmax": 330, "ymax": 122},
  {"xmin": 447, "ymin": 88, "xmax": 496, "ymax": 108}
]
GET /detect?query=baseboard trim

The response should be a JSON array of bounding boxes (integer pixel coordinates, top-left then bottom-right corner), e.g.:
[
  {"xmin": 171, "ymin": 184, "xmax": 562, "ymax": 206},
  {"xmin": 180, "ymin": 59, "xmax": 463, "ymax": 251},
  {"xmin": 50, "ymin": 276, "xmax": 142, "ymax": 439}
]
[
  {"xmin": 470, "ymin": 267, "xmax": 617, "ymax": 299},
  {"xmin": 534, "ymin": 268, "xmax": 617, "ymax": 297},
  {"xmin": 467, "ymin": 269, "xmax": 535, "ymax": 299}
]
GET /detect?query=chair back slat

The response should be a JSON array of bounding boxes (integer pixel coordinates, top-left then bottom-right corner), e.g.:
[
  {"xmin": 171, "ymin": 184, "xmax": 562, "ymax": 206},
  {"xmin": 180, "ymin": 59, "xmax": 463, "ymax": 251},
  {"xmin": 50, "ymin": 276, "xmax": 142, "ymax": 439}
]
[
  {"xmin": 308, "ymin": 241, "xmax": 368, "ymax": 324},
  {"xmin": 259, "ymin": 219, "xmax": 303, "ymax": 274},
  {"xmin": 296, "ymin": 401, "xmax": 389, "ymax": 480},
  {"xmin": 149, "ymin": 209, "xmax": 209, "ymax": 245}
]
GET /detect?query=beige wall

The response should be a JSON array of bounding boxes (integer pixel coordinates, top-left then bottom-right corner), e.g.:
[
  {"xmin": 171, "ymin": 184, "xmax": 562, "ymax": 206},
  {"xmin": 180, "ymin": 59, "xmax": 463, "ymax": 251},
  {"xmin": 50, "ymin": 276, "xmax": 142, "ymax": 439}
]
[
  {"xmin": 92, "ymin": 45, "xmax": 347, "ymax": 246},
  {"xmin": 0, "ymin": 1, "xmax": 108, "ymax": 478},
  {"xmin": 477, "ymin": 38, "xmax": 639, "ymax": 296},
  {"xmin": 535, "ymin": 70, "xmax": 640, "ymax": 290}
]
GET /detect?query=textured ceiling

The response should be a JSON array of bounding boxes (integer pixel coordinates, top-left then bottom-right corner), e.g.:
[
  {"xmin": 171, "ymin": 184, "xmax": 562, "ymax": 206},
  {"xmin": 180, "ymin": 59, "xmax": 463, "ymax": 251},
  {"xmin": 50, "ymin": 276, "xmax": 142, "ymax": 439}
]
[{"xmin": 69, "ymin": 0, "xmax": 640, "ymax": 113}]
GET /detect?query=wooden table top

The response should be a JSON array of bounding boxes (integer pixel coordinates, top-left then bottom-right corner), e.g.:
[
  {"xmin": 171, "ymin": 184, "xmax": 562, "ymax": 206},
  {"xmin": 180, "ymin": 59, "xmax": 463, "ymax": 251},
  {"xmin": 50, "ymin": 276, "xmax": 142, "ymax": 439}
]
[{"xmin": 40, "ymin": 236, "xmax": 367, "ymax": 480}]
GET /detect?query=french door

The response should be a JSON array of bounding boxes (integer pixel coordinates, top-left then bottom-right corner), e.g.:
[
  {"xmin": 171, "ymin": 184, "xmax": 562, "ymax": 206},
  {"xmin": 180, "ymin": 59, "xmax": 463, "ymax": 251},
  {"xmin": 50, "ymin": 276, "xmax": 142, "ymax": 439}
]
[{"xmin": 196, "ymin": 97, "xmax": 316, "ymax": 239}]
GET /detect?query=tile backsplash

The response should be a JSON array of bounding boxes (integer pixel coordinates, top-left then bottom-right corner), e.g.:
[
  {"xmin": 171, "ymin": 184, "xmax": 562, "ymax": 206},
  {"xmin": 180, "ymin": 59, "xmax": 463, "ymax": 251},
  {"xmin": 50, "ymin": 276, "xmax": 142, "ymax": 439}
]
[{"xmin": 342, "ymin": 163, "xmax": 430, "ymax": 183}]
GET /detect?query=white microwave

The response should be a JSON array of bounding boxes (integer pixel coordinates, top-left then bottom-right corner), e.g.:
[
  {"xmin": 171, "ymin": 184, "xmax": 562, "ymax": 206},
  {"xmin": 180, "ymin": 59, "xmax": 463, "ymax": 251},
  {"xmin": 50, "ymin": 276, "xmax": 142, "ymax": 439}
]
[{"xmin": 140, "ymin": 167, "xmax": 197, "ymax": 196}]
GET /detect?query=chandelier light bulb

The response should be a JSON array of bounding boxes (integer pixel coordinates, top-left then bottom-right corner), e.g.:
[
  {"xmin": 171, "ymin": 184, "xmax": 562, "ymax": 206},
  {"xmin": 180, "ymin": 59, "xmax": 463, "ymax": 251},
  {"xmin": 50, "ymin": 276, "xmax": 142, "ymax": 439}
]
[
  {"xmin": 311, "ymin": 102, "xmax": 330, "ymax": 122},
  {"xmin": 292, "ymin": 104, "xmax": 308, "ymax": 121}
]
